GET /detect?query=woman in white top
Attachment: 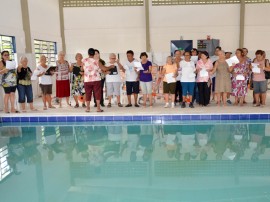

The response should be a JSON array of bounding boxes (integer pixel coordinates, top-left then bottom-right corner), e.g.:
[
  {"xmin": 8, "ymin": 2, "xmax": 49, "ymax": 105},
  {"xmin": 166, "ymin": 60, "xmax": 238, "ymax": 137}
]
[
  {"xmin": 180, "ymin": 51, "xmax": 196, "ymax": 108},
  {"xmin": 36, "ymin": 55, "xmax": 55, "ymax": 110},
  {"xmin": 105, "ymin": 53, "xmax": 124, "ymax": 107}
]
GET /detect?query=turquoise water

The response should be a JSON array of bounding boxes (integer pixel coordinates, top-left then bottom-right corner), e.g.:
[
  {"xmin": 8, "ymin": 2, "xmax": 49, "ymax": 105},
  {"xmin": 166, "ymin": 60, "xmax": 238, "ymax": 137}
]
[{"xmin": 0, "ymin": 122, "xmax": 270, "ymax": 202}]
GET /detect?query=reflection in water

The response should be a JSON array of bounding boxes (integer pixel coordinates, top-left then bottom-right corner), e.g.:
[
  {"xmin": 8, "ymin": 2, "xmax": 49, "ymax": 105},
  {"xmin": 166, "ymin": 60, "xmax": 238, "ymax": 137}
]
[{"xmin": 0, "ymin": 122, "xmax": 270, "ymax": 202}]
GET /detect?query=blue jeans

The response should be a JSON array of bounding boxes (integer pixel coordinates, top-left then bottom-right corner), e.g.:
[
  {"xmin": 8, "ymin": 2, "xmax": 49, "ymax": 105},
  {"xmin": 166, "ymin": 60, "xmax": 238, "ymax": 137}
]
[
  {"xmin": 17, "ymin": 84, "xmax": 33, "ymax": 103},
  {"xmin": 181, "ymin": 82, "xmax": 195, "ymax": 96}
]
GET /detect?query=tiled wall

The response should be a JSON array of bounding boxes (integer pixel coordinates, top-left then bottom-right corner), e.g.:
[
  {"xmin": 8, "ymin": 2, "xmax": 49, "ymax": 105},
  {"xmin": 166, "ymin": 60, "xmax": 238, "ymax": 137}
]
[{"xmin": 1, "ymin": 114, "xmax": 270, "ymax": 123}]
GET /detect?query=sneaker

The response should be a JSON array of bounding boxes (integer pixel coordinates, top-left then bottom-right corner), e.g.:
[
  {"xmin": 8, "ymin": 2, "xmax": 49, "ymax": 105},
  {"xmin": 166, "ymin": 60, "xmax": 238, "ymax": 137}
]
[
  {"xmin": 171, "ymin": 103, "xmax": 175, "ymax": 108},
  {"xmin": 181, "ymin": 102, "xmax": 186, "ymax": 108},
  {"xmin": 164, "ymin": 103, "xmax": 169, "ymax": 108},
  {"xmin": 189, "ymin": 102, "xmax": 194, "ymax": 108},
  {"xmin": 227, "ymin": 100, "xmax": 232, "ymax": 104}
]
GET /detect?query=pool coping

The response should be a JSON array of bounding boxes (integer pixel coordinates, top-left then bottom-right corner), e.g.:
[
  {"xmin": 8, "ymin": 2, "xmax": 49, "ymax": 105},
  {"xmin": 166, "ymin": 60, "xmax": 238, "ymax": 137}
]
[{"xmin": 0, "ymin": 113, "xmax": 270, "ymax": 123}]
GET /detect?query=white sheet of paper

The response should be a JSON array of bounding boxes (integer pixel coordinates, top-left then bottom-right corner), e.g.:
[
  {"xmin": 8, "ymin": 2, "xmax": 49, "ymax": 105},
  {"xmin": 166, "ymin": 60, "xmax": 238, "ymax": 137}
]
[
  {"xmin": 226, "ymin": 56, "xmax": 239, "ymax": 66},
  {"xmin": 165, "ymin": 73, "xmax": 176, "ymax": 83},
  {"xmin": 236, "ymin": 74, "xmax": 245, "ymax": 81},
  {"xmin": 200, "ymin": 69, "xmax": 208, "ymax": 77},
  {"xmin": 133, "ymin": 62, "xmax": 144, "ymax": 71},
  {"xmin": 6, "ymin": 61, "xmax": 17, "ymax": 70},
  {"xmin": 191, "ymin": 56, "xmax": 198, "ymax": 63},
  {"xmin": 31, "ymin": 70, "xmax": 41, "ymax": 81},
  {"xmin": 252, "ymin": 67, "xmax": 260, "ymax": 73}
]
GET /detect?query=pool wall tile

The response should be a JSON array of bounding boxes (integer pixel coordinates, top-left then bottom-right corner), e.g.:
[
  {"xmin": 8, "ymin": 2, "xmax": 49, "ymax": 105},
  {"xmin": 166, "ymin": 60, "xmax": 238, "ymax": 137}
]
[
  {"xmin": 47, "ymin": 116, "xmax": 58, "ymax": 122},
  {"xmin": 1, "ymin": 113, "xmax": 270, "ymax": 123}
]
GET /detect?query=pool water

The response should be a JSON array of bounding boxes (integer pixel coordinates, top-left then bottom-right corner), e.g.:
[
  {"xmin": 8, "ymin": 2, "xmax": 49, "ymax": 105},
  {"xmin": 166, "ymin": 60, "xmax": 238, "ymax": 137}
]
[{"xmin": 0, "ymin": 122, "xmax": 270, "ymax": 202}]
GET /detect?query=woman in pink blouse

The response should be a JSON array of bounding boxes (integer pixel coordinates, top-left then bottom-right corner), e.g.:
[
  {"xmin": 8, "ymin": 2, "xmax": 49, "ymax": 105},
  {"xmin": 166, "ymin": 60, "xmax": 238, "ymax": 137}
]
[
  {"xmin": 56, "ymin": 51, "xmax": 71, "ymax": 108},
  {"xmin": 196, "ymin": 51, "xmax": 213, "ymax": 106}
]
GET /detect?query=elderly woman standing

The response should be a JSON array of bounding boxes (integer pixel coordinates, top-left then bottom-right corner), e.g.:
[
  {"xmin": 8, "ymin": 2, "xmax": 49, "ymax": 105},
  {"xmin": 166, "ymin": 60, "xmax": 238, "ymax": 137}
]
[
  {"xmin": 162, "ymin": 56, "xmax": 177, "ymax": 108},
  {"xmin": 17, "ymin": 56, "xmax": 37, "ymax": 112},
  {"xmin": 0, "ymin": 51, "xmax": 19, "ymax": 113},
  {"xmin": 56, "ymin": 51, "xmax": 71, "ymax": 108},
  {"xmin": 70, "ymin": 53, "xmax": 85, "ymax": 108},
  {"xmin": 180, "ymin": 51, "xmax": 196, "ymax": 108},
  {"xmin": 196, "ymin": 51, "xmax": 213, "ymax": 107},
  {"xmin": 212, "ymin": 50, "xmax": 231, "ymax": 106},
  {"xmin": 229, "ymin": 49, "xmax": 250, "ymax": 106},
  {"xmin": 252, "ymin": 50, "xmax": 270, "ymax": 107}
]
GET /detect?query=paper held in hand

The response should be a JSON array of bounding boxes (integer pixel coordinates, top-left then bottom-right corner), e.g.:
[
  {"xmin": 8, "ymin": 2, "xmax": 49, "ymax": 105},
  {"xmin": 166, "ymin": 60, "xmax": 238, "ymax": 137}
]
[
  {"xmin": 236, "ymin": 74, "xmax": 245, "ymax": 81},
  {"xmin": 200, "ymin": 69, "xmax": 209, "ymax": 77},
  {"xmin": 251, "ymin": 63, "xmax": 260, "ymax": 73},
  {"xmin": 226, "ymin": 56, "xmax": 239, "ymax": 67},
  {"xmin": 31, "ymin": 70, "xmax": 41, "ymax": 81},
  {"xmin": 133, "ymin": 62, "xmax": 144, "ymax": 71},
  {"xmin": 6, "ymin": 61, "xmax": 17, "ymax": 70},
  {"xmin": 165, "ymin": 73, "xmax": 176, "ymax": 83}
]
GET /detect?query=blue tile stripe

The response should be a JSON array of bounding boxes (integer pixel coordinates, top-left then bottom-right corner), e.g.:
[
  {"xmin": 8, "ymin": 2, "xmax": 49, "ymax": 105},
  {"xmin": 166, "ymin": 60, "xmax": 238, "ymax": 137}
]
[{"xmin": 1, "ymin": 114, "xmax": 270, "ymax": 123}]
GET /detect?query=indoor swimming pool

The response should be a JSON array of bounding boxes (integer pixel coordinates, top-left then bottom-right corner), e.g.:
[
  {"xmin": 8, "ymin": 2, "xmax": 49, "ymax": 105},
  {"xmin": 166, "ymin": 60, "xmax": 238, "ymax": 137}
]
[{"xmin": 0, "ymin": 121, "xmax": 270, "ymax": 202}]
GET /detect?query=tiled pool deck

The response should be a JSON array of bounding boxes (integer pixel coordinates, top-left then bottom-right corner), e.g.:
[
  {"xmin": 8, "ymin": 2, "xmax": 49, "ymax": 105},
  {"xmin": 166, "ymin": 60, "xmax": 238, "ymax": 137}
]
[{"xmin": 1, "ymin": 91, "xmax": 270, "ymax": 123}]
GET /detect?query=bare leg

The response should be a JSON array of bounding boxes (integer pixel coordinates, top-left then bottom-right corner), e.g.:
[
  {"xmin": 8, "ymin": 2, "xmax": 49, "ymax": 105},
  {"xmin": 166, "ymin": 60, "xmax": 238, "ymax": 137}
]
[
  {"xmin": 66, "ymin": 97, "xmax": 70, "ymax": 106},
  {"xmin": 10, "ymin": 93, "xmax": 16, "ymax": 112},
  {"xmin": 234, "ymin": 97, "xmax": 238, "ymax": 105},
  {"xmin": 47, "ymin": 94, "xmax": 53, "ymax": 108},
  {"xmin": 59, "ymin": 98, "xmax": 62, "ymax": 107},
  {"xmin": 86, "ymin": 101, "xmax": 90, "ymax": 112},
  {"xmin": 148, "ymin": 94, "xmax": 153, "ymax": 106},
  {"xmin": 254, "ymin": 93, "xmax": 260, "ymax": 106},
  {"xmin": 127, "ymin": 95, "xmax": 131, "ymax": 105},
  {"xmin": 96, "ymin": 100, "xmax": 102, "ymax": 111},
  {"xmin": 42, "ymin": 94, "xmax": 47, "ymax": 109},
  {"xmin": 164, "ymin": 94, "xmax": 169, "ymax": 103},
  {"xmin": 239, "ymin": 97, "xmax": 244, "ymax": 106},
  {"xmin": 108, "ymin": 96, "xmax": 112, "ymax": 105},
  {"xmin": 116, "ymin": 95, "xmax": 121, "ymax": 105},
  {"xmin": 222, "ymin": 93, "xmax": 227, "ymax": 106},
  {"xmin": 261, "ymin": 93, "xmax": 266, "ymax": 105},
  {"xmin": 216, "ymin": 93, "xmax": 221, "ymax": 106},
  {"xmin": 20, "ymin": 103, "xmax": 26, "ymax": 112},
  {"xmin": 29, "ymin": 102, "xmax": 36, "ymax": 110},
  {"xmin": 4, "ymin": 94, "xmax": 10, "ymax": 113},
  {"xmin": 134, "ymin": 94, "xmax": 138, "ymax": 105},
  {"xmin": 143, "ymin": 94, "xmax": 147, "ymax": 106},
  {"xmin": 73, "ymin": 95, "xmax": 79, "ymax": 106}
]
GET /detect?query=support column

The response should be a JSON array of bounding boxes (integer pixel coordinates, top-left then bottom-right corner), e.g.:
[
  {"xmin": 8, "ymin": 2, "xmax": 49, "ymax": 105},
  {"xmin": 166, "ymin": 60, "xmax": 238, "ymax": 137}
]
[
  {"xmin": 20, "ymin": 0, "xmax": 32, "ymax": 53},
  {"xmin": 239, "ymin": 0, "xmax": 245, "ymax": 48},
  {"xmin": 145, "ymin": 0, "xmax": 150, "ymax": 52},
  {"xmin": 58, "ymin": 0, "xmax": 66, "ymax": 52}
]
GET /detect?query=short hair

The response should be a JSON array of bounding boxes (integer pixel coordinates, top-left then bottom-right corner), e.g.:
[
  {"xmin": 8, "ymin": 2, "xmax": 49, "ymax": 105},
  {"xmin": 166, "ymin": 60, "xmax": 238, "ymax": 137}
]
[
  {"xmin": 109, "ymin": 53, "xmax": 116, "ymax": 58},
  {"xmin": 243, "ymin": 48, "xmax": 248, "ymax": 53},
  {"xmin": 20, "ymin": 56, "xmax": 28, "ymax": 62},
  {"xmin": 236, "ymin": 48, "xmax": 244, "ymax": 56},
  {"xmin": 140, "ymin": 52, "xmax": 148, "ymax": 59},
  {"xmin": 255, "ymin": 50, "xmax": 264, "ymax": 56},
  {"xmin": 184, "ymin": 51, "xmax": 191, "ymax": 56},
  {"xmin": 94, "ymin": 49, "xmax": 100, "ymax": 54},
  {"xmin": 75, "ymin": 53, "xmax": 83, "ymax": 60},
  {"xmin": 58, "ymin": 51, "xmax": 65, "ymax": 57},
  {"xmin": 126, "ymin": 50, "xmax": 134, "ymax": 55},
  {"xmin": 174, "ymin": 50, "xmax": 181, "ymax": 55},
  {"xmin": 88, "ymin": 48, "xmax": 95, "ymax": 56},
  {"xmin": 201, "ymin": 51, "xmax": 209, "ymax": 59},
  {"xmin": 215, "ymin": 46, "xmax": 222, "ymax": 51}
]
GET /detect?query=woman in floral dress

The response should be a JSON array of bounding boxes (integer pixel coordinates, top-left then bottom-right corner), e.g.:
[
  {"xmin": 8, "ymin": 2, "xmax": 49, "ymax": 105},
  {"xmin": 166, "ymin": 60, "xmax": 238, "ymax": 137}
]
[{"xmin": 230, "ymin": 49, "xmax": 250, "ymax": 106}]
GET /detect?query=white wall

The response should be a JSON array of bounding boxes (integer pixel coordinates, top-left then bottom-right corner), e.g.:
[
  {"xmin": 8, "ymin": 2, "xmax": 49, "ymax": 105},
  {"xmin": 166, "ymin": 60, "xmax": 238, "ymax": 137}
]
[
  {"xmin": 0, "ymin": 0, "xmax": 25, "ymax": 53},
  {"xmin": 64, "ymin": 6, "xmax": 146, "ymax": 55},
  {"xmin": 28, "ymin": 0, "xmax": 62, "ymax": 53}
]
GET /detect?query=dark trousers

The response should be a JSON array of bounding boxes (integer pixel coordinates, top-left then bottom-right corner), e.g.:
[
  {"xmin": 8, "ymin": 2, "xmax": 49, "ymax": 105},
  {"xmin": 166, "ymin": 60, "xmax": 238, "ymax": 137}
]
[
  {"xmin": 94, "ymin": 78, "xmax": 105, "ymax": 105},
  {"xmin": 175, "ymin": 81, "xmax": 182, "ymax": 102},
  {"xmin": 197, "ymin": 82, "xmax": 210, "ymax": 106}
]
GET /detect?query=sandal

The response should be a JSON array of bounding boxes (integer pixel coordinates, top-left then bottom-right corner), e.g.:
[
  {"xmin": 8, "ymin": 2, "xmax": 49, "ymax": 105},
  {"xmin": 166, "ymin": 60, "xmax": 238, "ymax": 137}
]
[
  {"xmin": 97, "ymin": 109, "xmax": 104, "ymax": 112},
  {"xmin": 118, "ymin": 103, "xmax": 123, "ymax": 107},
  {"xmin": 11, "ymin": 110, "xmax": 20, "ymax": 113},
  {"xmin": 134, "ymin": 104, "xmax": 140, "ymax": 107},
  {"xmin": 82, "ymin": 103, "xmax": 86, "ymax": 108},
  {"xmin": 43, "ymin": 107, "xmax": 47, "ymax": 110},
  {"xmin": 85, "ymin": 108, "xmax": 90, "ymax": 112},
  {"xmin": 74, "ymin": 104, "xmax": 79, "ymax": 108},
  {"xmin": 125, "ymin": 104, "xmax": 132, "ymax": 107},
  {"xmin": 49, "ymin": 106, "xmax": 56, "ymax": 109},
  {"xmin": 107, "ymin": 103, "xmax": 112, "ymax": 108}
]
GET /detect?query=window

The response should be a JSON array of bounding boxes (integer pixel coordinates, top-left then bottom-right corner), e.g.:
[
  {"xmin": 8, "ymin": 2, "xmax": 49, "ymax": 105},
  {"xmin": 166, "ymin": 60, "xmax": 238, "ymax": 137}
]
[
  {"xmin": 152, "ymin": 0, "xmax": 270, "ymax": 5},
  {"xmin": 34, "ymin": 40, "xmax": 57, "ymax": 66},
  {"xmin": 63, "ymin": 0, "xmax": 144, "ymax": 7},
  {"xmin": 0, "ymin": 35, "xmax": 16, "ymax": 60}
]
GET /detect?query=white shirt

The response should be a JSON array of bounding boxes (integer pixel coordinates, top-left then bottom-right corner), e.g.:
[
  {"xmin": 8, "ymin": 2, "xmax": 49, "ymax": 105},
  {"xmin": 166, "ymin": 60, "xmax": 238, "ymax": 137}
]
[
  {"xmin": 105, "ymin": 62, "xmax": 122, "ymax": 83},
  {"xmin": 124, "ymin": 59, "xmax": 138, "ymax": 82},
  {"xmin": 180, "ymin": 60, "xmax": 196, "ymax": 82},
  {"xmin": 38, "ymin": 65, "xmax": 52, "ymax": 85}
]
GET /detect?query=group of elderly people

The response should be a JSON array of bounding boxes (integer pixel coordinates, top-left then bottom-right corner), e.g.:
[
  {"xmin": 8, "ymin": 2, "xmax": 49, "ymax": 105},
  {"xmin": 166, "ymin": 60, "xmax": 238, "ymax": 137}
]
[{"xmin": 0, "ymin": 46, "xmax": 269, "ymax": 113}]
